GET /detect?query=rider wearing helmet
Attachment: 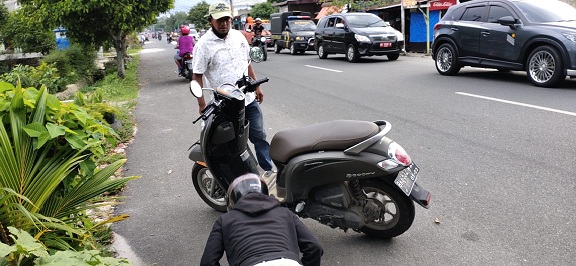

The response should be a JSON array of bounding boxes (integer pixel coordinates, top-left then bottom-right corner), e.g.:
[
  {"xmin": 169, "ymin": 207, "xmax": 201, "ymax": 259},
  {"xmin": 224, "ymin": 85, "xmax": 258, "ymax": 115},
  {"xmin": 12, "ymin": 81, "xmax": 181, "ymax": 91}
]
[
  {"xmin": 252, "ymin": 18, "xmax": 270, "ymax": 43},
  {"xmin": 200, "ymin": 173, "xmax": 323, "ymax": 266},
  {"xmin": 174, "ymin": 25, "xmax": 195, "ymax": 76}
]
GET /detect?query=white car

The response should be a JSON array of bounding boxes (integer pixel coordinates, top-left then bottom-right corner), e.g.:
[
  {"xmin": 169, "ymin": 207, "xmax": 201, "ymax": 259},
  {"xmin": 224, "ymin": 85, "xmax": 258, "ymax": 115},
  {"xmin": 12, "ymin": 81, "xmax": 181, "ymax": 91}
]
[{"xmin": 190, "ymin": 28, "xmax": 199, "ymax": 41}]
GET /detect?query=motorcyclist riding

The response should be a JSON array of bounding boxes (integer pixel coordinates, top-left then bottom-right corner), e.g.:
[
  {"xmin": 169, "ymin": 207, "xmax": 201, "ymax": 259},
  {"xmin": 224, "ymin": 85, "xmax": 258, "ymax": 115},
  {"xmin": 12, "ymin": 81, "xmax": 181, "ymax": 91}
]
[
  {"xmin": 174, "ymin": 25, "xmax": 195, "ymax": 77},
  {"xmin": 252, "ymin": 18, "xmax": 270, "ymax": 46}
]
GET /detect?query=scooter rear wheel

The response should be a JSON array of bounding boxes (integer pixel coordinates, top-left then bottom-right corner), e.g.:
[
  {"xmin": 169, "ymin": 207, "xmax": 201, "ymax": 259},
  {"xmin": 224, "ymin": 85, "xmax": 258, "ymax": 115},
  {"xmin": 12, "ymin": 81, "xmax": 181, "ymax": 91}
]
[
  {"xmin": 359, "ymin": 178, "xmax": 415, "ymax": 238},
  {"xmin": 191, "ymin": 164, "xmax": 227, "ymax": 212}
]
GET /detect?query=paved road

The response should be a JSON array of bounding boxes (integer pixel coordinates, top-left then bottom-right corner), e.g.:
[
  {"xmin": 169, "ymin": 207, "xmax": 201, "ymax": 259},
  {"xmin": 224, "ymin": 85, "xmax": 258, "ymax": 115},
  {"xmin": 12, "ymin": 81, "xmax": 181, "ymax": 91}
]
[{"xmin": 114, "ymin": 39, "xmax": 576, "ymax": 265}]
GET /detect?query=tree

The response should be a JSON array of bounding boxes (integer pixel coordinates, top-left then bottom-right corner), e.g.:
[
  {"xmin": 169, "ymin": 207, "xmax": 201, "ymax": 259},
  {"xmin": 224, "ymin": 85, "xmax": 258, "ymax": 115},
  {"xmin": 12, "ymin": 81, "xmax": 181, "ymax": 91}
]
[
  {"xmin": 0, "ymin": 4, "xmax": 8, "ymax": 44},
  {"xmin": 188, "ymin": 1, "xmax": 210, "ymax": 30},
  {"xmin": 0, "ymin": 5, "xmax": 55, "ymax": 54},
  {"xmin": 321, "ymin": 0, "xmax": 396, "ymax": 12},
  {"xmin": 251, "ymin": 2, "xmax": 278, "ymax": 19},
  {"xmin": 18, "ymin": 0, "xmax": 173, "ymax": 78},
  {"xmin": 166, "ymin": 11, "xmax": 190, "ymax": 32}
]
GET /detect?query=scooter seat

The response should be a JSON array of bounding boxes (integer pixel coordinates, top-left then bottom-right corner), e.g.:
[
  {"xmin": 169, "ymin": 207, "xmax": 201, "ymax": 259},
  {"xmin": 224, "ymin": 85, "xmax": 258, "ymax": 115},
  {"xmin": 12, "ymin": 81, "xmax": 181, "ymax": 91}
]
[{"xmin": 270, "ymin": 120, "xmax": 379, "ymax": 163}]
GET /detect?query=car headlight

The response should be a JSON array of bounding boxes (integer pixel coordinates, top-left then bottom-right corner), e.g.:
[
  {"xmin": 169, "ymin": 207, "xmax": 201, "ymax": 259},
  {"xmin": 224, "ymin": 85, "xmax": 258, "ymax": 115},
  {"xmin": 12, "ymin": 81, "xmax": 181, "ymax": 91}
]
[
  {"xmin": 295, "ymin": 36, "xmax": 303, "ymax": 41},
  {"xmin": 562, "ymin": 32, "xmax": 576, "ymax": 43},
  {"xmin": 355, "ymin": 34, "xmax": 371, "ymax": 43},
  {"xmin": 394, "ymin": 30, "xmax": 404, "ymax": 42}
]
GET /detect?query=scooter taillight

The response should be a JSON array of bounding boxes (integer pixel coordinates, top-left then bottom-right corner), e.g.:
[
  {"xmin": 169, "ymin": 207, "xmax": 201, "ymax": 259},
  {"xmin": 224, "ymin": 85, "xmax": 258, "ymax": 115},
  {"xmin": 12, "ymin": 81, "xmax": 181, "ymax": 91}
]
[{"xmin": 388, "ymin": 142, "xmax": 411, "ymax": 166}]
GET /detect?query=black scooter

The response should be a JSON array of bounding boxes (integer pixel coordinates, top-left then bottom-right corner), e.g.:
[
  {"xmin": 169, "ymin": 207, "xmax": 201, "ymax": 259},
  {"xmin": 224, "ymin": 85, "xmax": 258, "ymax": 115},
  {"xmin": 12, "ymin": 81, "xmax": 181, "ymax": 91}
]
[
  {"xmin": 179, "ymin": 52, "xmax": 193, "ymax": 81},
  {"xmin": 188, "ymin": 47, "xmax": 431, "ymax": 238}
]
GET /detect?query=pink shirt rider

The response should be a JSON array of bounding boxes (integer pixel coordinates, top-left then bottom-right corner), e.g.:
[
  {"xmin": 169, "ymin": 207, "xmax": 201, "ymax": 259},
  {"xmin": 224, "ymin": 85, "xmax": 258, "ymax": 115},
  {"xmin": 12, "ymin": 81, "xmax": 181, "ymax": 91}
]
[{"xmin": 178, "ymin": 35, "xmax": 195, "ymax": 57}]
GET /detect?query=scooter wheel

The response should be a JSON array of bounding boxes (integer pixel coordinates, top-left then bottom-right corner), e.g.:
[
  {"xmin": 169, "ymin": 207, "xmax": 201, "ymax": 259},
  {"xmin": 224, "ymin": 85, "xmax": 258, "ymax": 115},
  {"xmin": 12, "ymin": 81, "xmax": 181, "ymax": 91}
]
[
  {"xmin": 191, "ymin": 164, "xmax": 227, "ymax": 212},
  {"xmin": 359, "ymin": 178, "xmax": 415, "ymax": 238}
]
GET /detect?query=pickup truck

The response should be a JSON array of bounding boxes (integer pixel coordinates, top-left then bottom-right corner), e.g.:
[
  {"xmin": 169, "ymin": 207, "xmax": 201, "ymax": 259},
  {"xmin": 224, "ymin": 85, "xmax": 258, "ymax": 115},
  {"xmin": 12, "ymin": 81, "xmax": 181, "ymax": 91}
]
[{"xmin": 270, "ymin": 11, "xmax": 316, "ymax": 55}]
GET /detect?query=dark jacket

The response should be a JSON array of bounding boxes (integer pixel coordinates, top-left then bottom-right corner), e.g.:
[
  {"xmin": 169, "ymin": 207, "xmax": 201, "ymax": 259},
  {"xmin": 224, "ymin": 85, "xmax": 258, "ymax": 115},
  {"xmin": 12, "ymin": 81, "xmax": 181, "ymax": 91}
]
[{"xmin": 200, "ymin": 193, "xmax": 323, "ymax": 266}]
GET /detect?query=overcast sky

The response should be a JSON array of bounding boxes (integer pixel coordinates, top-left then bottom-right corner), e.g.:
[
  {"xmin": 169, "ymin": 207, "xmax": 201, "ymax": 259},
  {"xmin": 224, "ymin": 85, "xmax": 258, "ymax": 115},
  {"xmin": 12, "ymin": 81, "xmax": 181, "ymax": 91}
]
[{"xmin": 172, "ymin": 0, "xmax": 213, "ymax": 13}]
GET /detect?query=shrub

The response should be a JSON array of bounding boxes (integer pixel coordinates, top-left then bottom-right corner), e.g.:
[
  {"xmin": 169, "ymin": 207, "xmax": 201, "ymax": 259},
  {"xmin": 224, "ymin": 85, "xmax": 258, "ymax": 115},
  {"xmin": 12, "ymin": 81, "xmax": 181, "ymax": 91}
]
[
  {"xmin": 41, "ymin": 44, "xmax": 98, "ymax": 85},
  {"xmin": 0, "ymin": 63, "xmax": 65, "ymax": 93},
  {"xmin": 0, "ymin": 227, "xmax": 132, "ymax": 265}
]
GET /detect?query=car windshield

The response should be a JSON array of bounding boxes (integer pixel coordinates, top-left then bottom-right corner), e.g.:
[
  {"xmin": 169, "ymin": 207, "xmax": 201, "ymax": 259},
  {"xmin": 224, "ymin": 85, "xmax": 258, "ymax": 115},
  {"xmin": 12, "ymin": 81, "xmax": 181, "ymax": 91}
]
[
  {"xmin": 514, "ymin": 0, "xmax": 576, "ymax": 23},
  {"xmin": 346, "ymin": 15, "xmax": 388, "ymax": 28},
  {"xmin": 288, "ymin": 20, "xmax": 316, "ymax": 31}
]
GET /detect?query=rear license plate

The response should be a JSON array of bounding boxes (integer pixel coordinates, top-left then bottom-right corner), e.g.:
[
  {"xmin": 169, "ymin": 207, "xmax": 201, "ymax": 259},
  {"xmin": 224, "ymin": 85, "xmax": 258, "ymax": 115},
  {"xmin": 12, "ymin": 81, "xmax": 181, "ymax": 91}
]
[
  {"xmin": 380, "ymin": 42, "xmax": 392, "ymax": 48},
  {"xmin": 394, "ymin": 162, "xmax": 419, "ymax": 196}
]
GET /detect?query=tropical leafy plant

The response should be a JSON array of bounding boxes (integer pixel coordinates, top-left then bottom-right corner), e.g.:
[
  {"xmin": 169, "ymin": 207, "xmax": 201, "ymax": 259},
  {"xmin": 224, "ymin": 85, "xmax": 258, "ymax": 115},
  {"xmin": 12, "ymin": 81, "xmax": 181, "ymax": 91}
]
[
  {"xmin": 0, "ymin": 227, "xmax": 132, "ymax": 265},
  {"xmin": 0, "ymin": 63, "xmax": 65, "ymax": 94},
  {"xmin": 0, "ymin": 82, "xmax": 137, "ymax": 252}
]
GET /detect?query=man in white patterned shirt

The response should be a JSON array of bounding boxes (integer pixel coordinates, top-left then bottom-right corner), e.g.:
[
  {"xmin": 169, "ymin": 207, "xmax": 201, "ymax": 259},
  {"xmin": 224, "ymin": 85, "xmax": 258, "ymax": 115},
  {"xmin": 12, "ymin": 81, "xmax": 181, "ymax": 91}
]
[{"xmin": 192, "ymin": 1, "xmax": 275, "ymax": 174}]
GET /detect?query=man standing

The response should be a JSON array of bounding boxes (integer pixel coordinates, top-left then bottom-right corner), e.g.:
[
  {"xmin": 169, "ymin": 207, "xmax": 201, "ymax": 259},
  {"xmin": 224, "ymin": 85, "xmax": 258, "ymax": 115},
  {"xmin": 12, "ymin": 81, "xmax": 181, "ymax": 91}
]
[{"xmin": 192, "ymin": 1, "xmax": 275, "ymax": 176}]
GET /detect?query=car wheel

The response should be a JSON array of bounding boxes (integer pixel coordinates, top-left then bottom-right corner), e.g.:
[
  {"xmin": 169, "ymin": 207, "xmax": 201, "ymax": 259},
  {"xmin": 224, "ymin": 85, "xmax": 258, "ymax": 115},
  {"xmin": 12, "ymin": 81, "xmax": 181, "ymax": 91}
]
[
  {"xmin": 526, "ymin": 46, "xmax": 565, "ymax": 87},
  {"xmin": 387, "ymin": 53, "xmax": 400, "ymax": 61},
  {"xmin": 317, "ymin": 43, "xmax": 328, "ymax": 59},
  {"xmin": 435, "ymin": 43, "xmax": 461, "ymax": 76},
  {"xmin": 346, "ymin": 44, "xmax": 359, "ymax": 62},
  {"xmin": 274, "ymin": 42, "xmax": 281, "ymax": 54},
  {"xmin": 290, "ymin": 42, "xmax": 297, "ymax": 55}
]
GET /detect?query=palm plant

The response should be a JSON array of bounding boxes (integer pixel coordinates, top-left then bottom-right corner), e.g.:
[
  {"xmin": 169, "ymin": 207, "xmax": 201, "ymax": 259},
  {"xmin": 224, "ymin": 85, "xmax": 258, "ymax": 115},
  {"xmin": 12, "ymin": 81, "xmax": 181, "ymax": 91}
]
[{"xmin": 0, "ymin": 81, "xmax": 136, "ymax": 251}]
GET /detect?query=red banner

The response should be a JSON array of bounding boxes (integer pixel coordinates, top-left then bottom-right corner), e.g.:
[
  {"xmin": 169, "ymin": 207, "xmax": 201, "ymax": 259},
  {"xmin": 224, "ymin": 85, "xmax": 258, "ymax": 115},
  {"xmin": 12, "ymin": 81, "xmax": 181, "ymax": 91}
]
[{"xmin": 430, "ymin": 0, "xmax": 457, "ymax": 11}]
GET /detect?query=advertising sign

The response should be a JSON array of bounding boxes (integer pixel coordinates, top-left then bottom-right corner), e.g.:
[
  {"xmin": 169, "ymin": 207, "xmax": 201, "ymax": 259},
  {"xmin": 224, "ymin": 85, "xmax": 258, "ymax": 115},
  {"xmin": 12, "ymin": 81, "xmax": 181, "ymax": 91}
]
[{"xmin": 430, "ymin": 0, "xmax": 457, "ymax": 11}]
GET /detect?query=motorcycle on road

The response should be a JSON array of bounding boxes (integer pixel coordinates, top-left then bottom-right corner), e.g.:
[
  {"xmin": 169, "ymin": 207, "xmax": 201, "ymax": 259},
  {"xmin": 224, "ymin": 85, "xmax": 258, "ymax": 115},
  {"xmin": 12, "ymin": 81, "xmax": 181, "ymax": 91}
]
[
  {"xmin": 179, "ymin": 52, "xmax": 193, "ymax": 81},
  {"xmin": 252, "ymin": 36, "xmax": 268, "ymax": 61},
  {"xmin": 188, "ymin": 47, "xmax": 431, "ymax": 238}
]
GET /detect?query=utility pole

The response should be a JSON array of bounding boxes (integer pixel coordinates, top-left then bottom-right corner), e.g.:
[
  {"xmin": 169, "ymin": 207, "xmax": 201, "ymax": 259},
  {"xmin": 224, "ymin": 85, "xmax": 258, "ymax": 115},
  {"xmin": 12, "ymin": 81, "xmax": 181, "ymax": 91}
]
[
  {"xmin": 417, "ymin": 1, "xmax": 430, "ymax": 55},
  {"xmin": 401, "ymin": 0, "xmax": 406, "ymax": 54},
  {"xmin": 230, "ymin": 0, "xmax": 235, "ymax": 16}
]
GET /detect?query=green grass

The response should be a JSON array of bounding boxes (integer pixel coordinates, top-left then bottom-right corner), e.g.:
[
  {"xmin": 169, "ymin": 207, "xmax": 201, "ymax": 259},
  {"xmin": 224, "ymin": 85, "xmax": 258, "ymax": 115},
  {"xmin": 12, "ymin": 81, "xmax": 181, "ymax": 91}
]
[
  {"xmin": 83, "ymin": 57, "xmax": 140, "ymax": 102},
  {"xmin": 81, "ymin": 56, "xmax": 140, "ymax": 145},
  {"xmin": 77, "ymin": 54, "xmax": 142, "ymax": 256}
]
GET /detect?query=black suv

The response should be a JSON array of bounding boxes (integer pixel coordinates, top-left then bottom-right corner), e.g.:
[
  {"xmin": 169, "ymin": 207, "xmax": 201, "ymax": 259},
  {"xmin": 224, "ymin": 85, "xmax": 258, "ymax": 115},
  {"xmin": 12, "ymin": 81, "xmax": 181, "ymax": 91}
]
[
  {"xmin": 314, "ymin": 13, "xmax": 404, "ymax": 62},
  {"xmin": 432, "ymin": 0, "xmax": 576, "ymax": 87}
]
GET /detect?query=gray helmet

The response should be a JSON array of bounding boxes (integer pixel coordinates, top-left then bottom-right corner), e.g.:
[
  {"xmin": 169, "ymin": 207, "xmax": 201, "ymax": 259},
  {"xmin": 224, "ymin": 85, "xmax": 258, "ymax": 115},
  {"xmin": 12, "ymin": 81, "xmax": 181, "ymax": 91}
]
[{"xmin": 227, "ymin": 173, "xmax": 269, "ymax": 211}]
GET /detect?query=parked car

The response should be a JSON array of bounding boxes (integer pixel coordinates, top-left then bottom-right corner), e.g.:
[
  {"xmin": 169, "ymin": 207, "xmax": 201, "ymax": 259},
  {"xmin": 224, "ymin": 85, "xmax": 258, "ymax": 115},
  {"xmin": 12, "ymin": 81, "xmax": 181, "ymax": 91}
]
[
  {"xmin": 314, "ymin": 13, "xmax": 404, "ymax": 62},
  {"xmin": 432, "ymin": 0, "xmax": 576, "ymax": 87}
]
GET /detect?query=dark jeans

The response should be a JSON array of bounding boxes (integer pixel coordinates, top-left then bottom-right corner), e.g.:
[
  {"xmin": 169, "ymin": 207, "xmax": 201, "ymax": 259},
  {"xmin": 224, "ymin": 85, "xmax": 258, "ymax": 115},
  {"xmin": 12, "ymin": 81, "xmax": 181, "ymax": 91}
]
[{"xmin": 245, "ymin": 101, "xmax": 273, "ymax": 171}]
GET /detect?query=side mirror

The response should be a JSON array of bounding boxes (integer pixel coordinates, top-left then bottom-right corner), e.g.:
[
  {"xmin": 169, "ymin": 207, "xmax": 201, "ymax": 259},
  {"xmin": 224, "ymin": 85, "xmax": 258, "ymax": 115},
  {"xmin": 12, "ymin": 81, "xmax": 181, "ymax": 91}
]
[
  {"xmin": 499, "ymin": 16, "xmax": 518, "ymax": 27},
  {"xmin": 249, "ymin": 46, "xmax": 264, "ymax": 63},
  {"xmin": 189, "ymin": 81, "xmax": 203, "ymax": 98}
]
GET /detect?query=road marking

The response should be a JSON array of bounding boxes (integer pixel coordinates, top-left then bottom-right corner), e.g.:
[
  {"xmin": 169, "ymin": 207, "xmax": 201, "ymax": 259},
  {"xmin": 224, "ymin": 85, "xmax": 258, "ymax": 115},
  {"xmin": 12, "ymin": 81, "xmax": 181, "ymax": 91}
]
[
  {"xmin": 456, "ymin": 92, "xmax": 576, "ymax": 117},
  {"xmin": 305, "ymin": 65, "xmax": 343, "ymax": 73}
]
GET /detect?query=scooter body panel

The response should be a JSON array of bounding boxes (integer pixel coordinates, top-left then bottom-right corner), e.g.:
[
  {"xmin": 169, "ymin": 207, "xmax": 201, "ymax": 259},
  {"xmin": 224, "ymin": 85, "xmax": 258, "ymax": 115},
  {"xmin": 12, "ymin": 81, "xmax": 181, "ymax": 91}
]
[
  {"xmin": 201, "ymin": 102, "xmax": 259, "ymax": 189},
  {"xmin": 280, "ymin": 151, "xmax": 391, "ymax": 202}
]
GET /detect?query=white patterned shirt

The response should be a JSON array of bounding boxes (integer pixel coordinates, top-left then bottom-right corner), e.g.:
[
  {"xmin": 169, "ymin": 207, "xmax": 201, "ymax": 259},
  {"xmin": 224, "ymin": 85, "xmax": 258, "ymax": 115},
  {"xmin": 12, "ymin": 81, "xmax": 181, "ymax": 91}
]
[{"xmin": 192, "ymin": 28, "xmax": 255, "ymax": 105}]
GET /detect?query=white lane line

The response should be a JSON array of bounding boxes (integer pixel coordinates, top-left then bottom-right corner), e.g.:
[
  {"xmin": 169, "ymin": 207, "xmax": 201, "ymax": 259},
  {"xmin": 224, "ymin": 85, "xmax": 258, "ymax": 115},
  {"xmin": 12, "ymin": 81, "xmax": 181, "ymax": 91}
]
[
  {"xmin": 304, "ymin": 65, "xmax": 343, "ymax": 73},
  {"xmin": 456, "ymin": 92, "xmax": 576, "ymax": 117}
]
